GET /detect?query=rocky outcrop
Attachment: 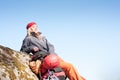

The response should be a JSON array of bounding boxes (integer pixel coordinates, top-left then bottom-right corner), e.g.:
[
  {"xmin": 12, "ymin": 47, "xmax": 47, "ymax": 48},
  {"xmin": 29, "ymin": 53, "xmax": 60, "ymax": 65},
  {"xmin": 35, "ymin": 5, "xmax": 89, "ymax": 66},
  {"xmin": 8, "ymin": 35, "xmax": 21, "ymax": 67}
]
[{"xmin": 0, "ymin": 45, "xmax": 39, "ymax": 80}]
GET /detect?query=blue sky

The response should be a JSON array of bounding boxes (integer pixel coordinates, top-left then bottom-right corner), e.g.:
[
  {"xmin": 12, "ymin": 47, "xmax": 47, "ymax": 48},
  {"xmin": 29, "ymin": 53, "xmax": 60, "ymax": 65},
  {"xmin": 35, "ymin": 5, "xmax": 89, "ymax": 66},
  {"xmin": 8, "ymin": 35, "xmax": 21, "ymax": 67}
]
[{"xmin": 0, "ymin": 0, "xmax": 120, "ymax": 80}]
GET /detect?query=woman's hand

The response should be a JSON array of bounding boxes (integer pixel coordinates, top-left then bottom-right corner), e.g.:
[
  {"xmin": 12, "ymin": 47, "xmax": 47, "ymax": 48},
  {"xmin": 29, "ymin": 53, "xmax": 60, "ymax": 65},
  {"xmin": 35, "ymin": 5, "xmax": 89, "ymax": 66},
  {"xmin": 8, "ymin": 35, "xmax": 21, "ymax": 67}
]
[{"xmin": 33, "ymin": 46, "xmax": 39, "ymax": 52}]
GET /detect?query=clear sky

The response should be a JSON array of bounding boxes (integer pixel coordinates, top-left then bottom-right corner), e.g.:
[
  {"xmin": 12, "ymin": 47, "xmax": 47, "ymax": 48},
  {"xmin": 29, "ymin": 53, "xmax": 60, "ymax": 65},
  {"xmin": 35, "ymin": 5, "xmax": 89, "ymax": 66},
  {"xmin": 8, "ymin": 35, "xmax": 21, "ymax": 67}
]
[{"xmin": 0, "ymin": 0, "xmax": 120, "ymax": 80}]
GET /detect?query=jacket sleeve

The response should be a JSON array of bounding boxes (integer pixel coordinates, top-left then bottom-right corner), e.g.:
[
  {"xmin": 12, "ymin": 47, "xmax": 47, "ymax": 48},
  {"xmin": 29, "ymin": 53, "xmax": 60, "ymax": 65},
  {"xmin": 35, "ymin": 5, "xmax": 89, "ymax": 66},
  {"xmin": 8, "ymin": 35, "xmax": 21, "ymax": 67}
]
[{"xmin": 20, "ymin": 37, "xmax": 34, "ymax": 53}]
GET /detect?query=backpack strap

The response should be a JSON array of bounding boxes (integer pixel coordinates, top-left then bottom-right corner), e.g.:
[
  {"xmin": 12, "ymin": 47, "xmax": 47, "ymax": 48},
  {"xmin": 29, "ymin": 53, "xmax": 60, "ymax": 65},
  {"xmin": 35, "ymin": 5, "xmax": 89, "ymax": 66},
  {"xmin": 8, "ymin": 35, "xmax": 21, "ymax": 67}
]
[{"xmin": 52, "ymin": 66, "xmax": 63, "ymax": 72}]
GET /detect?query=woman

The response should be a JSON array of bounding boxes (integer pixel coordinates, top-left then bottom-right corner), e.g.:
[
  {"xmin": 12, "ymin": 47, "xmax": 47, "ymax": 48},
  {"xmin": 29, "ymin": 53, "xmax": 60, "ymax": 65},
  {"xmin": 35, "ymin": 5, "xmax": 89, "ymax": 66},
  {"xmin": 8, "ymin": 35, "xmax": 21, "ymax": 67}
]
[{"xmin": 20, "ymin": 22, "xmax": 85, "ymax": 80}]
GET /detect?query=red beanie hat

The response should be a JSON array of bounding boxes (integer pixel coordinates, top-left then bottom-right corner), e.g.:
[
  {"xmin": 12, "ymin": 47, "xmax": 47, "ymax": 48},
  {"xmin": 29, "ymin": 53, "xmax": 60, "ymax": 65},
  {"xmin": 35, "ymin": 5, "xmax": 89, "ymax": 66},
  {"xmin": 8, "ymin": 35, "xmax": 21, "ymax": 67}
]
[{"xmin": 26, "ymin": 22, "xmax": 37, "ymax": 29}]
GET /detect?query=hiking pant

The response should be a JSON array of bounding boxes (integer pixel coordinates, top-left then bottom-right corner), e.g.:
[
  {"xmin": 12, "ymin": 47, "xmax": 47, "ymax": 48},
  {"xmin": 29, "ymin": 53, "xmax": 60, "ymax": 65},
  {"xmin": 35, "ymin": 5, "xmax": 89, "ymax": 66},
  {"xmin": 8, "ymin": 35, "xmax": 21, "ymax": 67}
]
[
  {"xmin": 29, "ymin": 58, "xmax": 85, "ymax": 80},
  {"xmin": 59, "ymin": 58, "xmax": 85, "ymax": 80}
]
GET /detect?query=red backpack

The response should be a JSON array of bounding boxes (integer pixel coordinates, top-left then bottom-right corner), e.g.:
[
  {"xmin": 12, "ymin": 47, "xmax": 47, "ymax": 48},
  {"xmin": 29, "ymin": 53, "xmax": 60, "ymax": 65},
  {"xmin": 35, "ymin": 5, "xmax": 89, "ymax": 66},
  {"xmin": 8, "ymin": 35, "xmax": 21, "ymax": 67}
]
[{"xmin": 40, "ymin": 54, "xmax": 66, "ymax": 80}]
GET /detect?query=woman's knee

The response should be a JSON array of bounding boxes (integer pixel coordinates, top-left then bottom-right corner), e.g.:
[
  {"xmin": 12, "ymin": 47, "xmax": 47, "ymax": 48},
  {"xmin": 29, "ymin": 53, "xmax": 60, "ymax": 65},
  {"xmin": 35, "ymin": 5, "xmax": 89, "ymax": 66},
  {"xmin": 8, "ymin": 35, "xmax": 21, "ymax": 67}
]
[{"xmin": 29, "ymin": 61, "xmax": 36, "ymax": 67}]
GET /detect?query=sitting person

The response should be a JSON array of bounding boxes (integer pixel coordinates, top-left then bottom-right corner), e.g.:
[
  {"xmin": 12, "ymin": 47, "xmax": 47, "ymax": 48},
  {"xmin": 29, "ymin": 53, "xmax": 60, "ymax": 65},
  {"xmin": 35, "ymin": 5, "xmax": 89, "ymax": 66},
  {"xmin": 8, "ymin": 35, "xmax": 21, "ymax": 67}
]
[{"xmin": 20, "ymin": 22, "xmax": 85, "ymax": 80}]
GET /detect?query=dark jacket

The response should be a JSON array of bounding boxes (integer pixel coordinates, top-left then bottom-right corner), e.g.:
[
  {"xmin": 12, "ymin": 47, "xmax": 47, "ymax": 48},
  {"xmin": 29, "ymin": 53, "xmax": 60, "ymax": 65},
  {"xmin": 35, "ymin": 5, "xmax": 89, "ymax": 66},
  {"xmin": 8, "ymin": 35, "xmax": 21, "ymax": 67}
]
[{"xmin": 20, "ymin": 35, "xmax": 55, "ymax": 54}]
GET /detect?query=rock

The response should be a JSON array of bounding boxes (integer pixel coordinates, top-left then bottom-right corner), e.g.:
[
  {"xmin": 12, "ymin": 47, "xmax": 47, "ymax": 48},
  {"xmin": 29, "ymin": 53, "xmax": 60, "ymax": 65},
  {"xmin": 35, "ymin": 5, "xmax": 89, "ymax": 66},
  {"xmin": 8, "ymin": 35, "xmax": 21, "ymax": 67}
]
[{"xmin": 0, "ymin": 45, "xmax": 39, "ymax": 80}]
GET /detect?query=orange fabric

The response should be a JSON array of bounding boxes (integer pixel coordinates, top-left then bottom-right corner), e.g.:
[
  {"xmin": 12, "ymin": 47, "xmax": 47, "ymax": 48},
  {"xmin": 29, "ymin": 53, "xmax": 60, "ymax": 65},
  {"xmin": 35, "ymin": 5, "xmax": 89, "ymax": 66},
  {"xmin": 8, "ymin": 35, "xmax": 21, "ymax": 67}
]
[
  {"xmin": 29, "ymin": 60, "xmax": 41, "ymax": 74},
  {"xmin": 59, "ymin": 58, "xmax": 85, "ymax": 80}
]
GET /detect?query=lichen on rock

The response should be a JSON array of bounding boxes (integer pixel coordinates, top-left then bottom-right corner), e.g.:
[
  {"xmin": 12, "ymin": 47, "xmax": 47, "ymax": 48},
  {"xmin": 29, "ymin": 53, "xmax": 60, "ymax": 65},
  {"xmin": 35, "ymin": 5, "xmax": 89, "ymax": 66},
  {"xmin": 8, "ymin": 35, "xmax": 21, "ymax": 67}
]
[{"xmin": 0, "ymin": 45, "xmax": 39, "ymax": 80}]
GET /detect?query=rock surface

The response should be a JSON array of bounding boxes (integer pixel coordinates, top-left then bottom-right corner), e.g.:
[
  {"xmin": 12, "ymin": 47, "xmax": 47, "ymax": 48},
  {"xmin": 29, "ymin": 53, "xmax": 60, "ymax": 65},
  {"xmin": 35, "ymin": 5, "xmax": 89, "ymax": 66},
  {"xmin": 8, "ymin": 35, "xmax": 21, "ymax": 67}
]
[{"xmin": 0, "ymin": 45, "xmax": 39, "ymax": 80}]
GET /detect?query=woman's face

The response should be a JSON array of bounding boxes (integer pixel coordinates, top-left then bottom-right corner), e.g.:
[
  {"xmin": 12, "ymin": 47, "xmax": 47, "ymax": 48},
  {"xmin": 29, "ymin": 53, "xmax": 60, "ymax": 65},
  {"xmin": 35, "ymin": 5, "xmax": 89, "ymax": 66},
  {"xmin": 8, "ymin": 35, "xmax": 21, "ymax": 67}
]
[{"xmin": 30, "ymin": 24, "xmax": 39, "ymax": 33}]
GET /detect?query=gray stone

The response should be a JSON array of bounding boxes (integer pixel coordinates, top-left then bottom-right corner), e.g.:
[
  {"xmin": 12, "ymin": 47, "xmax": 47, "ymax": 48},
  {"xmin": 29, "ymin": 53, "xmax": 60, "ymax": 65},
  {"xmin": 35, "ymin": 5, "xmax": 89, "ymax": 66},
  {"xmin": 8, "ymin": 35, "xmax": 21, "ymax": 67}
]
[{"xmin": 0, "ymin": 45, "xmax": 39, "ymax": 80}]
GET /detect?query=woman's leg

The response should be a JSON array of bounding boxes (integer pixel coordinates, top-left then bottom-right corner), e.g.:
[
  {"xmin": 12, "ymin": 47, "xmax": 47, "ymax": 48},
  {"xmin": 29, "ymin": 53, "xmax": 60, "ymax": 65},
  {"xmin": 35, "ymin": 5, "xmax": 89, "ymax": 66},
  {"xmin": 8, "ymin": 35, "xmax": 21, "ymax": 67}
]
[
  {"xmin": 59, "ymin": 58, "xmax": 85, "ymax": 80},
  {"xmin": 29, "ymin": 60, "xmax": 41, "ymax": 74}
]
